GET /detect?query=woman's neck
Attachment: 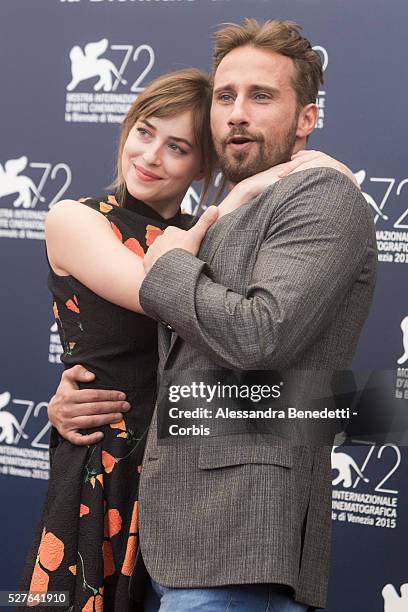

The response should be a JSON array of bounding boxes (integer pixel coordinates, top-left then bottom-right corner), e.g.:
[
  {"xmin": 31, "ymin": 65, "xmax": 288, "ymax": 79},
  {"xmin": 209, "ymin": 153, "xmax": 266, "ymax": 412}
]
[{"xmin": 143, "ymin": 198, "xmax": 182, "ymax": 220}]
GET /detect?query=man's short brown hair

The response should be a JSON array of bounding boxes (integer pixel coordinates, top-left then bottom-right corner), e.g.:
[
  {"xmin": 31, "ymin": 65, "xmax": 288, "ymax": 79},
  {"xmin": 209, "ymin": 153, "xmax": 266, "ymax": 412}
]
[{"xmin": 213, "ymin": 18, "xmax": 323, "ymax": 109}]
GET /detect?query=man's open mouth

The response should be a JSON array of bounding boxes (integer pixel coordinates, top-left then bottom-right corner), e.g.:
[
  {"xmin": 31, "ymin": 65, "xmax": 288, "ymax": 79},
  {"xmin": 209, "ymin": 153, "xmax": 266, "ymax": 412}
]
[{"xmin": 227, "ymin": 136, "xmax": 254, "ymax": 145}]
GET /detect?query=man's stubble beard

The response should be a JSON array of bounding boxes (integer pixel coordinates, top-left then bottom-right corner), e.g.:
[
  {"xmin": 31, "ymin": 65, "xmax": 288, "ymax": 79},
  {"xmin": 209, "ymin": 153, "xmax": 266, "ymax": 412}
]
[{"xmin": 217, "ymin": 118, "xmax": 299, "ymax": 184}]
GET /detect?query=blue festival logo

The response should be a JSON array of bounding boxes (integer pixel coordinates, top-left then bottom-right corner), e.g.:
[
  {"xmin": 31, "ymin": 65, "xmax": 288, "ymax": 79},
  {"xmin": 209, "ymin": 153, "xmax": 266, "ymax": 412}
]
[
  {"xmin": 353, "ymin": 169, "xmax": 408, "ymax": 264},
  {"xmin": 382, "ymin": 583, "xmax": 408, "ymax": 611},
  {"xmin": 49, "ymin": 321, "xmax": 63, "ymax": 365},
  {"xmin": 397, "ymin": 316, "xmax": 408, "ymax": 367},
  {"xmin": 312, "ymin": 45, "xmax": 328, "ymax": 129},
  {"xmin": 0, "ymin": 157, "xmax": 45, "ymax": 210},
  {"xmin": 355, "ymin": 170, "xmax": 389, "ymax": 221},
  {"xmin": 0, "ymin": 390, "xmax": 51, "ymax": 481},
  {"xmin": 65, "ymin": 38, "xmax": 156, "ymax": 124},
  {"xmin": 0, "ymin": 156, "xmax": 72, "ymax": 241},
  {"xmin": 67, "ymin": 39, "xmax": 128, "ymax": 93},
  {"xmin": 0, "ymin": 392, "xmax": 29, "ymax": 445},
  {"xmin": 331, "ymin": 432, "xmax": 401, "ymax": 530},
  {"xmin": 332, "ymin": 439, "xmax": 370, "ymax": 489}
]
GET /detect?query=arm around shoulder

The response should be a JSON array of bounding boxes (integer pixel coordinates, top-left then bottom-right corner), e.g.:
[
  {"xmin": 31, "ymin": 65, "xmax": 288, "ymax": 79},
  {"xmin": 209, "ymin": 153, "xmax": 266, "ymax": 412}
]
[{"xmin": 140, "ymin": 168, "xmax": 376, "ymax": 368}]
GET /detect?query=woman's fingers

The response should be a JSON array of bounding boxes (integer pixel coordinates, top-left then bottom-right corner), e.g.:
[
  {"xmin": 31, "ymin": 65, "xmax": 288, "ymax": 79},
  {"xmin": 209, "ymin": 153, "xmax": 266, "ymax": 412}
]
[
  {"xmin": 277, "ymin": 155, "xmax": 320, "ymax": 177},
  {"xmin": 291, "ymin": 149, "xmax": 320, "ymax": 158}
]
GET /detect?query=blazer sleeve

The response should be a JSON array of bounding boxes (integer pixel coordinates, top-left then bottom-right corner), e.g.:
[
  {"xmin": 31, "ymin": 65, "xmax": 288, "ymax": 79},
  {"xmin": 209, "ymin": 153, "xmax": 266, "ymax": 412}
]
[{"xmin": 139, "ymin": 168, "xmax": 377, "ymax": 369}]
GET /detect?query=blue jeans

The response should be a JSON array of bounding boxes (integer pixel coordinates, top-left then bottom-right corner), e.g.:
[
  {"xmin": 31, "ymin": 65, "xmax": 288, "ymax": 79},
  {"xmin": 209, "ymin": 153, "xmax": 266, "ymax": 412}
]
[{"xmin": 144, "ymin": 578, "xmax": 309, "ymax": 611}]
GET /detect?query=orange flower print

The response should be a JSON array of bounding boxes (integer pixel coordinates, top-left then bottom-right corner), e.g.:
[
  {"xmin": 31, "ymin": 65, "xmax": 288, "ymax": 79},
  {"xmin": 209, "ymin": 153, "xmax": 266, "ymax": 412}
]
[
  {"xmin": 102, "ymin": 540, "xmax": 115, "ymax": 578},
  {"xmin": 104, "ymin": 508, "xmax": 122, "ymax": 538},
  {"xmin": 28, "ymin": 564, "xmax": 49, "ymax": 606},
  {"xmin": 124, "ymin": 237, "xmax": 145, "ymax": 257},
  {"xmin": 82, "ymin": 587, "xmax": 103, "ymax": 612},
  {"xmin": 110, "ymin": 419, "xmax": 126, "ymax": 431},
  {"xmin": 107, "ymin": 194, "xmax": 119, "ymax": 206},
  {"xmin": 80, "ymin": 504, "xmax": 90, "ymax": 518},
  {"xmin": 110, "ymin": 418, "xmax": 128, "ymax": 438},
  {"xmin": 121, "ymin": 502, "xmax": 139, "ymax": 576},
  {"xmin": 65, "ymin": 294, "xmax": 80, "ymax": 314},
  {"xmin": 68, "ymin": 565, "xmax": 77, "ymax": 575},
  {"xmin": 28, "ymin": 528, "xmax": 64, "ymax": 605},
  {"xmin": 110, "ymin": 214, "xmax": 146, "ymax": 259},
  {"xmin": 129, "ymin": 501, "xmax": 138, "ymax": 534},
  {"xmin": 99, "ymin": 202, "xmax": 113, "ymax": 214},
  {"xmin": 89, "ymin": 473, "xmax": 104, "ymax": 489},
  {"xmin": 146, "ymin": 224, "xmax": 163, "ymax": 246},
  {"xmin": 110, "ymin": 222, "xmax": 123, "ymax": 242},
  {"xmin": 52, "ymin": 302, "xmax": 59, "ymax": 319},
  {"xmin": 38, "ymin": 529, "xmax": 64, "ymax": 571},
  {"xmin": 121, "ymin": 536, "xmax": 137, "ymax": 577},
  {"xmin": 102, "ymin": 450, "xmax": 116, "ymax": 474}
]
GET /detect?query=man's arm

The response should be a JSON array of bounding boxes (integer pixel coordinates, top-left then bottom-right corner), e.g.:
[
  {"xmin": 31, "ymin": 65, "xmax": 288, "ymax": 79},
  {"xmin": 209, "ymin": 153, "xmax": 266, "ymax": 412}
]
[
  {"xmin": 140, "ymin": 169, "xmax": 376, "ymax": 369},
  {"xmin": 48, "ymin": 365, "xmax": 130, "ymax": 445}
]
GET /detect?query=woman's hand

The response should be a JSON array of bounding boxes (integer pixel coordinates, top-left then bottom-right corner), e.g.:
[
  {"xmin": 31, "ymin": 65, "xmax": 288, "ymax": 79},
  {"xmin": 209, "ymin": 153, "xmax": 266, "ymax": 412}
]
[
  {"xmin": 217, "ymin": 150, "xmax": 358, "ymax": 218},
  {"xmin": 217, "ymin": 164, "xmax": 284, "ymax": 218},
  {"xmin": 143, "ymin": 206, "xmax": 219, "ymax": 274},
  {"xmin": 279, "ymin": 150, "xmax": 359, "ymax": 187}
]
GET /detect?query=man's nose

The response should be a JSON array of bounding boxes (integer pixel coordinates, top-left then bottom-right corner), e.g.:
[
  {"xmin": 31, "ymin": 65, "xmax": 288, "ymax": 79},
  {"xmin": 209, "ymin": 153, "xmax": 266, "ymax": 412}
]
[{"xmin": 227, "ymin": 97, "xmax": 250, "ymax": 127}]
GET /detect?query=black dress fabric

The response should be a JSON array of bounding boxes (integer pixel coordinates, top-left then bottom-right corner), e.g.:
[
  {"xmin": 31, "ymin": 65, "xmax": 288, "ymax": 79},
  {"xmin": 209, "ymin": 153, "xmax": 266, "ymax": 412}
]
[{"xmin": 19, "ymin": 192, "xmax": 191, "ymax": 611}]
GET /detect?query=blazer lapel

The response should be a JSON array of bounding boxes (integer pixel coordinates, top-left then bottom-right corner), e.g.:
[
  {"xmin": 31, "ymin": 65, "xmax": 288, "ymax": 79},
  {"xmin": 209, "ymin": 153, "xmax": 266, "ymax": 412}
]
[{"xmin": 161, "ymin": 332, "xmax": 181, "ymax": 370}]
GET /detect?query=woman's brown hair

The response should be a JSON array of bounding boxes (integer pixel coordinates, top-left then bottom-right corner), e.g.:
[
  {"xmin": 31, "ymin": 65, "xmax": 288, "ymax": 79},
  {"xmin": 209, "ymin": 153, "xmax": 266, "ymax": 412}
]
[{"xmin": 112, "ymin": 68, "xmax": 217, "ymax": 208}]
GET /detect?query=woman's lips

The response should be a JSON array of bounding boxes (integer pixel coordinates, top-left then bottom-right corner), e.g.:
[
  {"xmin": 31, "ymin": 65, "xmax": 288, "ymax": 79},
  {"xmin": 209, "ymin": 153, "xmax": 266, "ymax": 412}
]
[{"xmin": 134, "ymin": 165, "xmax": 163, "ymax": 182}]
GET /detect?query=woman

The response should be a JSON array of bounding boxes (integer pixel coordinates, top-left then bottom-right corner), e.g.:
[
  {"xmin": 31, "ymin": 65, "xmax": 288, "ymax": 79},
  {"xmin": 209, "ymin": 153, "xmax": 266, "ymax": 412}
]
[{"xmin": 20, "ymin": 67, "xmax": 355, "ymax": 611}]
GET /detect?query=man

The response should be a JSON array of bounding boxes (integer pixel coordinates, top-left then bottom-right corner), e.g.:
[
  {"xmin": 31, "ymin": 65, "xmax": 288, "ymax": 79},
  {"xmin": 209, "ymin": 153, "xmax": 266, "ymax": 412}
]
[{"xmin": 48, "ymin": 19, "xmax": 377, "ymax": 611}]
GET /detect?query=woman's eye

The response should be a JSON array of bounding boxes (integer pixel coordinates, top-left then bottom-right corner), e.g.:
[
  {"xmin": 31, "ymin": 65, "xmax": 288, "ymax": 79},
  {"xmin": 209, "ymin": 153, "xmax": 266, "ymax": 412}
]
[
  {"xmin": 136, "ymin": 127, "xmax": 150, "ymax": 137},
  {"xmin": 168, "ymin": 143, "xmax": 186, "ymax": 155}
]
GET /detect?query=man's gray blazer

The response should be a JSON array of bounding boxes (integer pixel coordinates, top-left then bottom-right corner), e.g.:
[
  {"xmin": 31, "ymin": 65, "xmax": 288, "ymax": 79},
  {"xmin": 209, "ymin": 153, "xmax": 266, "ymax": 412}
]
[{"xmin": 133, "ymin": 168, "xmax": 377, "ymax": 609}]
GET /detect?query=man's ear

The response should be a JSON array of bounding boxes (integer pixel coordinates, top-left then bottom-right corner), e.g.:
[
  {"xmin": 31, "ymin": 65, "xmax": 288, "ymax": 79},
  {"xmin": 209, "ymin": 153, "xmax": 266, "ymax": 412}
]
[{"xmin": 296, "ymin": 103, "xmax": 318, "ymax": 139}]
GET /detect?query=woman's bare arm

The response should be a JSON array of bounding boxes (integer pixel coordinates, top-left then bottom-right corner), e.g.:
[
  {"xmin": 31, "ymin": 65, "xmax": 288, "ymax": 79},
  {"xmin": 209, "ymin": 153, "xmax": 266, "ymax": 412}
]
[{"xmin": 45, "ymin": 200, "xmax": 146, "ymax": 313}]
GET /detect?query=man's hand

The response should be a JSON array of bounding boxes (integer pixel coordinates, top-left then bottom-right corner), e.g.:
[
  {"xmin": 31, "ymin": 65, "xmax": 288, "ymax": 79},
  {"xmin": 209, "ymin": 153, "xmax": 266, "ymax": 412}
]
[
  {"xmin": 143, "ymin": 205, "xmax": 219, "ymax": 274},
  {"xmin": 48, "ymin": 365, "xmax": 130, "ymax": 446}
]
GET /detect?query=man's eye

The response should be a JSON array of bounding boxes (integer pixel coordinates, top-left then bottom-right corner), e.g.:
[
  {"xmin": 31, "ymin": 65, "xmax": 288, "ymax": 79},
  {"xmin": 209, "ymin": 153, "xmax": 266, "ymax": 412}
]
[
  {"xmin": 254, "ymin": 93, "xmax": 270, "ymax": 101},
  {"xmin": 218, "ymin": 94, "xmax": 233, "ymax": 103}
]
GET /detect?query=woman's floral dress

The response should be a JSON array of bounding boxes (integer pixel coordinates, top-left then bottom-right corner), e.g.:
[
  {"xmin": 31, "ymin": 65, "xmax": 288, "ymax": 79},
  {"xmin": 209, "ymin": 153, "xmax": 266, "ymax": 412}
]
[{"xmin": 19, "ymin": 191, "xmax": 191, "ymax": 611}]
